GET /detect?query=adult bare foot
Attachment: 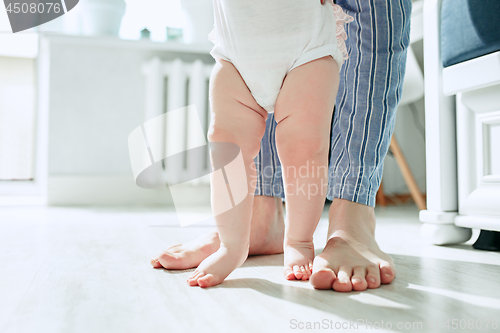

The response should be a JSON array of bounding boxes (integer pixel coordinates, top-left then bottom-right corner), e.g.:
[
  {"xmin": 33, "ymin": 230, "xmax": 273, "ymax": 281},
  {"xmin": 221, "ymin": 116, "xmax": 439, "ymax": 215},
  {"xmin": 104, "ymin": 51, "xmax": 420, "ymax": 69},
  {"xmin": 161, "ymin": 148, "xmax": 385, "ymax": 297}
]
[
  {"xmin": 151, "ymin": 195, "xmax": 284, "ymax": 270},
  {"xmin": 151, "ymin": 231, "xmax": 220, "ymax": 270},
  {"xmin": 310, "ymin": 198, "xmax": 396, "ymax": 292}
]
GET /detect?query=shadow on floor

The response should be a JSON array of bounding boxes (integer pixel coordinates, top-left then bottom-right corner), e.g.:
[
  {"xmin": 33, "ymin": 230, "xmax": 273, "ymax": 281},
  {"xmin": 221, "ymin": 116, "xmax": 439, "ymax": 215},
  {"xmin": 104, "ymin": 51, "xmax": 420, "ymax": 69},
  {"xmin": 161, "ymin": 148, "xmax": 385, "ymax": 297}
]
[{"xmin": 209, "ymin": 253, "xmax": 500, "ymax": 328}]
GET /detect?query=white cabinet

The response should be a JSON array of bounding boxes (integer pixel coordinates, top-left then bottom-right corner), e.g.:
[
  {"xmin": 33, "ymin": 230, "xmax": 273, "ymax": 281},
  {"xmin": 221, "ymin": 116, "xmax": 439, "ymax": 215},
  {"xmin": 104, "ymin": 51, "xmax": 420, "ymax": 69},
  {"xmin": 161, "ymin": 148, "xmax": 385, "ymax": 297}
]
[{"xmin": 419, "ymin": 0, "xmax": 500, "ymax": 244}]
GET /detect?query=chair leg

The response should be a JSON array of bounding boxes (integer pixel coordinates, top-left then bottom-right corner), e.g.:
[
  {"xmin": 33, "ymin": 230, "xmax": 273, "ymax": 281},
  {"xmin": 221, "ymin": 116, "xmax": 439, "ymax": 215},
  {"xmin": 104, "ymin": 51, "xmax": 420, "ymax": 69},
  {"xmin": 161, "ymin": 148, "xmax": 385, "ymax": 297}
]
[
  {"xmin": 376, "ymin": 179, "xmax": 387, "ymax": 207},
  {"xmin": 389, "ymin": 135, "xmax": 427, "ymax": 211}
]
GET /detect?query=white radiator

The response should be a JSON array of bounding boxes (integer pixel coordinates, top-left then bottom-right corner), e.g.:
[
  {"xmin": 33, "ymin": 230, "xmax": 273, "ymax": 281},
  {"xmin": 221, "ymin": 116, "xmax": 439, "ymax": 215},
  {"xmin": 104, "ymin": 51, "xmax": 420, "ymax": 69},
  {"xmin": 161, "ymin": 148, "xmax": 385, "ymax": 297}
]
[{"xmin": 141, "ymin": 57, "xmax": 214, "ymax": 185}]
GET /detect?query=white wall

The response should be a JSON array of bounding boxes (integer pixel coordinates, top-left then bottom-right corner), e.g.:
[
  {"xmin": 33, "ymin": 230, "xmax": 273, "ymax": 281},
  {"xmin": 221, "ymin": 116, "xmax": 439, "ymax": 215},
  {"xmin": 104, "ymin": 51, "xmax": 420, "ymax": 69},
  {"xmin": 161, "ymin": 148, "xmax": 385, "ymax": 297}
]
[
  {"xmin": 45, "ymin": 37, "xmax": 213, "ymax": 176},
  {"xmin": 41, "ymin": 35, "xmax": 214, "ymax": 205},
  {"xmin": 0, "ymin": 56, "xmax": 36, "ymax": 180}
]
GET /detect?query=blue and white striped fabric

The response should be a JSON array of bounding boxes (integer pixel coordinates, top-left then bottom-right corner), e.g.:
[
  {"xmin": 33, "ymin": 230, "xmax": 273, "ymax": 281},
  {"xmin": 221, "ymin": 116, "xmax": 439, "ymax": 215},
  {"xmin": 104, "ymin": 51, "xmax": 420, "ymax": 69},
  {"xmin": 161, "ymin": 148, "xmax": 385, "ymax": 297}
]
[{"xmin": 253, "ymin": 0, "xmax": 412, "ymax": 207}]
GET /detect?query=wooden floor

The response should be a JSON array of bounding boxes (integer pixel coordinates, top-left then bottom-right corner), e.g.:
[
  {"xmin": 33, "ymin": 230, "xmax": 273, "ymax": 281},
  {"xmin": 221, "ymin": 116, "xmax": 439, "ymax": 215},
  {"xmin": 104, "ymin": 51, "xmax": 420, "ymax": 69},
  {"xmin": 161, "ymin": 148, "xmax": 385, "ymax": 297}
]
[{"xmin": 0, "ymin": 204, "xmax": 499, "ymax": 333}]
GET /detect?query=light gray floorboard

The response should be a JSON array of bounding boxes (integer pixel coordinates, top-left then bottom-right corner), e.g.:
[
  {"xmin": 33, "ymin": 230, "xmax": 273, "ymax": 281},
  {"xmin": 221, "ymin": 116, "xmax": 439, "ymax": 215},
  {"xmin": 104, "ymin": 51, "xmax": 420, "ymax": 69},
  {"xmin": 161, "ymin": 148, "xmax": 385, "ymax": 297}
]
[{"xmin": 0, "ymin": 204, "xmax": 499, "ymax": 333}]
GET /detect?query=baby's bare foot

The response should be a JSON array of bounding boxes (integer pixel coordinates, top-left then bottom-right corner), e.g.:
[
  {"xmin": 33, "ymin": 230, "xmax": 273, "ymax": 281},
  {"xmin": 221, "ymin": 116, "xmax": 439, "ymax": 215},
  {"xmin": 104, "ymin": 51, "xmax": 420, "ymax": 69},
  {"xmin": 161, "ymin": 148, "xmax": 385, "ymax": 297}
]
[
  {"xmin": 283, "ymin": 237, "xmax": 315, "ymax": 281},
  {"xmin": 187, "ymin": 243, "xmax": 249, "ymax": 288}
]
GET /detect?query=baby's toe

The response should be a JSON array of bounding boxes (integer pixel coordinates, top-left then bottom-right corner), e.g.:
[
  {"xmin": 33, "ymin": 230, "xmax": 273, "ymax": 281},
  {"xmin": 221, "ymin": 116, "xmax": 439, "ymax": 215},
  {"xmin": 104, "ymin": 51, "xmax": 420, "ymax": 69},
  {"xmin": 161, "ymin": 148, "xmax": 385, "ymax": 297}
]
[
  {"xmin": 304, "ymin": 264, "xmax": 312, "ymax": 279},
  {"xmin": 293, "ymin": 265, "xmax": 303, "ymax": 280},
  {"xmin": 300, "ymin": 266, "xmax": 309, "ymax": 280},
  {"xmin": 284, "ymin": 267, "xmax": 296, "ymax": 280},
  {"xmin": 197, "ymin": 274, "xmax": 219, "ymax": 288},
  {"xmin": 187, "ymin": 270, "xmax": 204, "ymax": 286}
]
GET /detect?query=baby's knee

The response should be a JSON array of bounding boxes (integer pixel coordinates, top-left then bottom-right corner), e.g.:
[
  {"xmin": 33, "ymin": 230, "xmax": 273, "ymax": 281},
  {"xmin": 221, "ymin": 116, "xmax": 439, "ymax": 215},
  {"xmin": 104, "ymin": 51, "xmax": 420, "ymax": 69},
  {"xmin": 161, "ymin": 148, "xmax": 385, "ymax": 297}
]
[
  {"xmin": 208, "ymin": 116, "xmax": 265, "ymax": 159},
  {"xmin": 207, "ymin": 121, "xmax": 227, "ymax": 143},
  {"xmin": 277, "ymin": 133, "xmax": 329, "ymax": 164}
]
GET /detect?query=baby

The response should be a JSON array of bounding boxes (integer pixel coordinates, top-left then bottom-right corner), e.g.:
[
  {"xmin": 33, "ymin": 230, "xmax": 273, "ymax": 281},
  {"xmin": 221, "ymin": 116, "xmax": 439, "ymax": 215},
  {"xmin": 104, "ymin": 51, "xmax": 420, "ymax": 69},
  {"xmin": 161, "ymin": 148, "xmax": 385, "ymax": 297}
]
[{"xmin": 187, "ymin": 0, "xmax": 353, "ymax": 288}]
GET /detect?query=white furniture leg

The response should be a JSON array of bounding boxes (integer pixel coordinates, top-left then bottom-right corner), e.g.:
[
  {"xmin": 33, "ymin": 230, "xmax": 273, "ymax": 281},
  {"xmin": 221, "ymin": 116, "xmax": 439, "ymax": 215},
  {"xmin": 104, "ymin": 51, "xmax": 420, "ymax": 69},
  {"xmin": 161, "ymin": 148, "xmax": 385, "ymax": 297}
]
[{"xmin": 419, "ymin": 0, "xmax": 472, "ymax": 244}]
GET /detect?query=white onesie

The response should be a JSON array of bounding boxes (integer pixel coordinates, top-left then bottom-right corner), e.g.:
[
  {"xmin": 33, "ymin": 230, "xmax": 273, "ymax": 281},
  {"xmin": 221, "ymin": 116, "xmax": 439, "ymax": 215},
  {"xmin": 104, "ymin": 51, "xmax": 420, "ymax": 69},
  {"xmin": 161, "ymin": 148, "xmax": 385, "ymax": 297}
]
[{"xmin": 208, "ymin": 0, "xmax": 353, "ymax": 113}]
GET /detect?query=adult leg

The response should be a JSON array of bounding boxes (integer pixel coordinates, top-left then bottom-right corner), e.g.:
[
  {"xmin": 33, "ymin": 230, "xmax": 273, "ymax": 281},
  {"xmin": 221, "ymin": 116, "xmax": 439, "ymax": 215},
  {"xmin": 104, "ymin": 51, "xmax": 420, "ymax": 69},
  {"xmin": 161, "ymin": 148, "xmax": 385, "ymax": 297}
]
[
  {"xmin": 249, "ymin": 112, "xmax": 286, "ymax": 255},
  {"xmin": 273, "ymin": 55, "xmax": 339, "ymax": 281},
  {"xmin": 310, "ymin": 0, "xmax": 412, "ymax": 291}
]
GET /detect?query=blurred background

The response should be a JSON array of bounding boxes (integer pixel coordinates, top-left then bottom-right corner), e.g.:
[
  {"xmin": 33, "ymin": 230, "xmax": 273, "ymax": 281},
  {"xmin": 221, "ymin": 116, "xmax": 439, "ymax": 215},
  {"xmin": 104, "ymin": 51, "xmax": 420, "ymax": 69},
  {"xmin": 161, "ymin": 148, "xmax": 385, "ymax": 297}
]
[
  {"xmin": 4, "ymin": 2, "xmax": 500, "ymax": 331},
  {"xmin": 0, "ymin": 0, "xmax": 426, "ymax": 207}
]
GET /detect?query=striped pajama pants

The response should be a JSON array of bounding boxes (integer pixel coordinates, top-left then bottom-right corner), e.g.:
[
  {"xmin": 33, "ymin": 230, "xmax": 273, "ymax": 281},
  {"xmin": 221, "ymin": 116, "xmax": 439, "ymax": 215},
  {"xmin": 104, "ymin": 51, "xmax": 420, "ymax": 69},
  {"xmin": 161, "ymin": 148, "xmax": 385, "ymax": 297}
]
[{"xmin": 253, "ymin": 0, "xmax": 412, "ymax": 207}]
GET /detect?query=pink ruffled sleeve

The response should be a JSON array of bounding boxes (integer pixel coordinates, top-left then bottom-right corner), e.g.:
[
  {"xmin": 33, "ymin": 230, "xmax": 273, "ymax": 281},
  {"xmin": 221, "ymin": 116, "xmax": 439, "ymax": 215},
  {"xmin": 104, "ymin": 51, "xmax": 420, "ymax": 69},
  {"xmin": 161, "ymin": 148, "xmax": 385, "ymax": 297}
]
[
  {"xmin": 330, "ymin": 2, "xmax": 354, "ymax": 61},
  {"xmin": 208, "ymin": 25, "xmax": 216, "ymax": 44}
]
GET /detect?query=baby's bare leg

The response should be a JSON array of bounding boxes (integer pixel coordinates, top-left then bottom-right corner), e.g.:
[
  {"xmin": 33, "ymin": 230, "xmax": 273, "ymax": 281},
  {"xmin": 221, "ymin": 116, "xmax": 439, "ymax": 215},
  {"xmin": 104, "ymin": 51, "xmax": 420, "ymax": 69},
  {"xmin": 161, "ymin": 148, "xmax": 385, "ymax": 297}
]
[
  {"xmin": 274, "ymin": 56, "xmax": 339, "ymax": 280},
  {"xmin": 186, "ymin": 59, "xmax": 268, "ymax": 288}
]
